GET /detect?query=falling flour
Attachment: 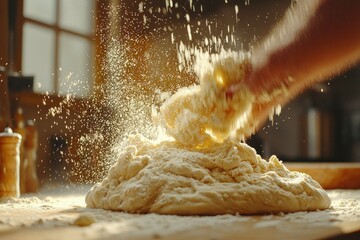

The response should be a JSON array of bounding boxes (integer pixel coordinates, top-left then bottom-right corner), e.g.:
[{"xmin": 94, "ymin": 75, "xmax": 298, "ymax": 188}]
[
  {"xmin": 85, "ymin": 50, "xmax": 331, "ymax": 215},
  {"xmin": 154, "ymin": 50, "xmax": 255, "ymax": 146}
]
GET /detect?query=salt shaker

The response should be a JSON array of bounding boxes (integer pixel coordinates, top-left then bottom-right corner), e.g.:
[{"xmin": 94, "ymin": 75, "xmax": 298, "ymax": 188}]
[{"xmin": 0, "ymin": 127, "xmax": 22, "ymax": 197}]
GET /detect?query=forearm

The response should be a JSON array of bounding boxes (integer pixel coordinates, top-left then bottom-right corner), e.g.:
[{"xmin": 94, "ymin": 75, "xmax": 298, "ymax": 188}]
[{"xmin": 248, "ymin": 0, "xmax": 360, "ymax": 96}]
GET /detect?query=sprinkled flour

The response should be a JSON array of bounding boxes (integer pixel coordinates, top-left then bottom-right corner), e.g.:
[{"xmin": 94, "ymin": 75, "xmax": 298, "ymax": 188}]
[
  {"xmin": 0, "ymin": 188, "xmax": 359, "ymax": 240},
  {"xmin": 153, "ymin": 50, "xmax": 255, "ymax": 146}
]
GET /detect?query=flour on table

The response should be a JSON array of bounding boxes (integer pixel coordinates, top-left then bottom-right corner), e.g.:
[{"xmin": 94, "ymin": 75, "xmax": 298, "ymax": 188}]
[{"xmin": 86, "ymin": 50, "xmax": 330, "ymax": 215}]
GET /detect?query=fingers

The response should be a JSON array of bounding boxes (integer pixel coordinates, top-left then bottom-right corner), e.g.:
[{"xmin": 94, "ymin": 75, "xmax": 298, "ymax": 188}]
[
  {"xmin": 225, "ymin": 84, "xmax": 239, "ymax": 100},
  {"xmin": 225, "ymin": 61, "xmax": 253, "ymax": 100}
]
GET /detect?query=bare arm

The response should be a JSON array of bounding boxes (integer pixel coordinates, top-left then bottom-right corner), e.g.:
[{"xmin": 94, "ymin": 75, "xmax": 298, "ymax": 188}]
[{"xmin": 231, "ymin": 0, "xmax": 360, "ymax": 135}]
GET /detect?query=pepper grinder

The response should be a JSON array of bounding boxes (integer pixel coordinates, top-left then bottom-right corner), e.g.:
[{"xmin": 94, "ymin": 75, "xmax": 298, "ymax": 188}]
[
  {"xmin": 24, "ymin": 120, "xmax": 39, "ymax": 193},
  {"xmin": 0, "ymin": 127, "xmax": 22, "ymax": 197},
  {"xmin": 13, "ymin": 108, "xmax": 26, "ymax": 193}
]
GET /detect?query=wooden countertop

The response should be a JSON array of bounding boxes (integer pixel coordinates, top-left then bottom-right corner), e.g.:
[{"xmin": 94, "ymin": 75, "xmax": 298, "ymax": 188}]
[
  {"xmin": 0, "ymin": 186, "xmax": 359, "ymax": 240},
  {"xmin": 285, "ymin": 162, "xmax": 360, "ymax": 189}
]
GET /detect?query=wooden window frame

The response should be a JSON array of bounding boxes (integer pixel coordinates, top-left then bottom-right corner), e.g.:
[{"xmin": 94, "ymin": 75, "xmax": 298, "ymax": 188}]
[{"xmin": 18, "ymin": 0, "xmax": 96, "ymax": 94}]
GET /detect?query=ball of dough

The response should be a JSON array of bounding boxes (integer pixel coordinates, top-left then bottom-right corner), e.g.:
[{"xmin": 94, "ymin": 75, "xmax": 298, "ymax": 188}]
[
  {"xmin": 73, "ymin": 213, "xmax": 96, "ymax": 226},
  {"xmin": 86, "ymin": 135, "xmax": 330, "ymax": 215}
]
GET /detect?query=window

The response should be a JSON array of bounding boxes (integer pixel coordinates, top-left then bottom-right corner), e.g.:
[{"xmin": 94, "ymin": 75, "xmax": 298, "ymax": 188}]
[{"xmin": 22, "ymin": 0, "xmax": 95, "ymax": 98}]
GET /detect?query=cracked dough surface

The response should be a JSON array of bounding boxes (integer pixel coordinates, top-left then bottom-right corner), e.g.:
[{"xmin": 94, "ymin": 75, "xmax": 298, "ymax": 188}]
[
  {"xmin": 86, "ymin": 134, "xmax": 330, "ymax": 215},
  {"xmin": 86, "ymin": 50, "xmax": 330, "ymax": 215}
]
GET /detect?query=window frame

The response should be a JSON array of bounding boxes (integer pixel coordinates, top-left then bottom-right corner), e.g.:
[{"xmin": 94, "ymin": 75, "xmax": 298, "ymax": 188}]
[{"xmin": 19, "ymin": 0, "xmax": 96, "ymax": 95}]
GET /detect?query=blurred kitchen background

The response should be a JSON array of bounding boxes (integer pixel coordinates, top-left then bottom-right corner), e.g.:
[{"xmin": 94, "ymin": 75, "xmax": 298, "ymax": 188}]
[{"xmin": 0, "ymin": 0, "xmax": 359, "ymax": 186}]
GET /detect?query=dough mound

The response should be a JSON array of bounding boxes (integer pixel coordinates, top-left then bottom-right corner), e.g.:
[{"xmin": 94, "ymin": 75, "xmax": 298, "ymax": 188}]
[{"xmin": 86, "ymin": 134, "xmax": 330, "ymax": 215}]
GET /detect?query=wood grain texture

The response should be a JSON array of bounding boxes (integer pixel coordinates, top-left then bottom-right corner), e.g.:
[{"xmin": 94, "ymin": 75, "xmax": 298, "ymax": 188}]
[{"xmin": 285, "ymin": 162, "xmax": 360, "ymax": 189}]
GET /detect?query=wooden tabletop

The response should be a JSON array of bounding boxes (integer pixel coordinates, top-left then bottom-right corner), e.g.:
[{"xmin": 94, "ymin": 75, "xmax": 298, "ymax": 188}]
[
  {"xmin": 0, "ymin": 186, "xmax": 359, "ymax": 240},
  {"xmin": 286, "ymin": 162, "xmax": 360, "ymax": 189}
]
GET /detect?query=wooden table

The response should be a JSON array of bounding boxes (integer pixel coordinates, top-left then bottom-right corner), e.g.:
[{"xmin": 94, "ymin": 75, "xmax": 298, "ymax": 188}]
[
  {"xmin": 0, "ymin": 184, "xmax": 359, "ymax": 240},
  {"xmin": 286, "ymin": 162, "xmax": 360, "ymax": 189}
]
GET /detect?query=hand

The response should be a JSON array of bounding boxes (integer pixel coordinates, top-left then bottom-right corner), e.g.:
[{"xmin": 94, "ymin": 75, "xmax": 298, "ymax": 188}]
[{"xmin": 226, "ymin": 59, "xmax": 286, "ymax": 139}]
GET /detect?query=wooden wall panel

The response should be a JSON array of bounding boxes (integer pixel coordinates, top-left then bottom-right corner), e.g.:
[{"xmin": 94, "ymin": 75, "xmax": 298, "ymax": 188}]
[{"xmin": 0, "ymin": 0, "xmax": 11, "ymax": 128}]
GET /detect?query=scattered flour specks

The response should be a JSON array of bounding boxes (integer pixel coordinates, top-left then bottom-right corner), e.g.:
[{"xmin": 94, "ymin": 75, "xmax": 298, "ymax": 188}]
[{"xmin": 0, "ymin": 187, "xmax": 359, "ymax": 240}]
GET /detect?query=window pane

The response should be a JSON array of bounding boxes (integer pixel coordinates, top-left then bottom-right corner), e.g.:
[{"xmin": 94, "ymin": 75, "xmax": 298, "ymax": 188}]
[
  {"xmin": 22, "ymin": 23, "xmax": 55, "ymax": 93},
  {"xmin": 59, "ymin": 33, "xmax": 93, "ymax": 98},
  {"xmin": 24, "ymin": 0, "xmax": 56, "ymax": 24},
  {"xmin": 59, "ymin": 0, "xmax": 95, "ymax": 35}
]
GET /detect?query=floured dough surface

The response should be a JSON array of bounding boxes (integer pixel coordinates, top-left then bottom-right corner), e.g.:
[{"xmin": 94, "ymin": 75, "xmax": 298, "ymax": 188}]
[{"xmin": 86, "ymin": 134, "xmax": 330, "ymax": 215}]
